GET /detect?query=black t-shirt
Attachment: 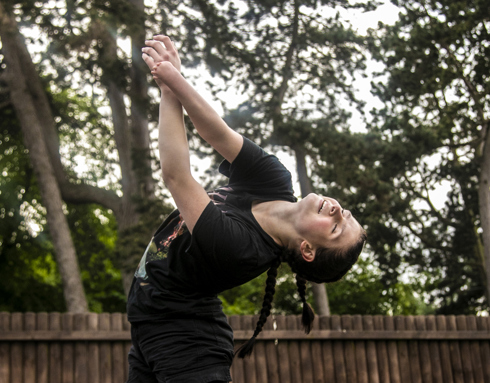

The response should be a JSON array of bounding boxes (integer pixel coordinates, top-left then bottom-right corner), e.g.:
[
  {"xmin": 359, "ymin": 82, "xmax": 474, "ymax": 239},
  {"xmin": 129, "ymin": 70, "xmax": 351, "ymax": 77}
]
[{"xmin": 127, "ymin": 138, "xmax": 296, "ymax": 322}]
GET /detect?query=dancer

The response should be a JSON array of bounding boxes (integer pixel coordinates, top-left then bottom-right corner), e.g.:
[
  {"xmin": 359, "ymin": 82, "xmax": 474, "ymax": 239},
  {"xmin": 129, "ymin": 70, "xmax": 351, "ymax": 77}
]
[{"xmin": 126, "ymin": 35, "xmax": 366, "ymax": 383}]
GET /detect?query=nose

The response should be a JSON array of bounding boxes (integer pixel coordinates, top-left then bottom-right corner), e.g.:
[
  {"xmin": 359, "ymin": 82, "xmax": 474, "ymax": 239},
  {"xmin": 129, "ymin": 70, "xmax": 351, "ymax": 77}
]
[{"xmin": 329, "ymin": 204, "xmax": 343, "ymax": 217}]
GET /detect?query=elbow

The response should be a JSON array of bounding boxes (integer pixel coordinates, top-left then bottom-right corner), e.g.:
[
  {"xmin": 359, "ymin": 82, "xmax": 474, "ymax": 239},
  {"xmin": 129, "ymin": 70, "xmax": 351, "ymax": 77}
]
[
  {"xmin": 161, "ymin": 167, "xmax": 178, "ymax": 185},
  {"xmin": 161, "ymin": 163, "xmax": 191, "ymax": 186}
]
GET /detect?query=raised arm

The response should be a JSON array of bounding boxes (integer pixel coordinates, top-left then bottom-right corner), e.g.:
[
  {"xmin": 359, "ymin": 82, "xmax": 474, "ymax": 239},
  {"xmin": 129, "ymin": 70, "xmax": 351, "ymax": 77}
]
[
  {"xmin": 142, "ymin": 37, "xmax": 211, "ymax": 233},
  {"xmin": 143, "ymin": 36, "xmax": 243, "ymax": 163}
]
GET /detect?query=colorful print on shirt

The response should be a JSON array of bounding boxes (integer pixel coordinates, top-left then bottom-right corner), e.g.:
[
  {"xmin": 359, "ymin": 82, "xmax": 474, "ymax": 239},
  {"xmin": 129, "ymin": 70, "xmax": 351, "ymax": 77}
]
[{"xmin": 135, "ymin": 215, "xmax": 187, "ymax": 280}]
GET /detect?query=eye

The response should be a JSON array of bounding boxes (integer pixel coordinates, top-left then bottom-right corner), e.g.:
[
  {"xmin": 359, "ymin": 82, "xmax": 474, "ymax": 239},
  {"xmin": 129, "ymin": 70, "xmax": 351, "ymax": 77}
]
[{"xmin": 332, "ymin": 224, "xmax": 338, "ymax": 233}]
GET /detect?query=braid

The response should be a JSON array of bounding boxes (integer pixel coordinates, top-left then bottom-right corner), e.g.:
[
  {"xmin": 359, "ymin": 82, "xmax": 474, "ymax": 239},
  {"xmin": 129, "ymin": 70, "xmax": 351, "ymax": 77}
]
[
  {"xmin": 236, "ymin": 258, "xmax": 280, "ymax": 358},
  {"xmin": 282, "ymin": 248, "xmax": 315, "ymax": 333},
  {"xmin": 295, "ymin": 274, "xmax": 315, "ymax": 334}
]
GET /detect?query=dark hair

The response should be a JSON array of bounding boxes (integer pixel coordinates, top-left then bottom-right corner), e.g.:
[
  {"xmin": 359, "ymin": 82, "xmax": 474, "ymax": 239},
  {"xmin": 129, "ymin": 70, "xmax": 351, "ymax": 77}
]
[
  {"xmin": 236, "ymin": 229, "xmax": 367, "ymax": 358},
  {"xmin": 286, "ymin": 229, "xmax": 367, "ymax": 284}
]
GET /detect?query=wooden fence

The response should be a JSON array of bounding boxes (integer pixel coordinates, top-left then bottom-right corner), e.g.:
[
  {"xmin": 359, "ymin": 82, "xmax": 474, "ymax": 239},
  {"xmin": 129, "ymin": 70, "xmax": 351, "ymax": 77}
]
[{"xmin": 0, "ymin": 313, "xmax": 489, "ymax": 383}]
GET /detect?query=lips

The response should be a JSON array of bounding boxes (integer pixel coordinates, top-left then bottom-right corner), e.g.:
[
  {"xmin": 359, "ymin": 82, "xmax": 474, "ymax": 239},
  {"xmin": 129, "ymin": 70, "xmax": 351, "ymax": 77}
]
[{"xmin": 318, "ymin": 200, "xmax": 326, "ymax": 214}]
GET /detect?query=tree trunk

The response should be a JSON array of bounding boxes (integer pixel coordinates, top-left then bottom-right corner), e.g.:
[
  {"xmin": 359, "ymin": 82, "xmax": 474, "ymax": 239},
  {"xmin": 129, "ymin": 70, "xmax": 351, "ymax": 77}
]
[
  {"xmin": 0, "ymin": 4, "xmax": 88, "ymax": 312},
  {"xmin": 479, "ymin": 123, "xmax": 490, "ymax": 309},
  {"xmin": 129, "ymin": 0, "xmax": 155, "ymax": 200},
  {"xmin": 294, "ymin": 146, "xmax": 331, "ymax": 316}
]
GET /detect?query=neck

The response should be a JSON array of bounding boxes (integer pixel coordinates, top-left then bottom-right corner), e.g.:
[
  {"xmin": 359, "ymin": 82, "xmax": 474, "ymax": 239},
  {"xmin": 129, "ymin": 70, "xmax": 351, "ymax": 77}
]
[{"xmin": 252, "ymin": 200, "xmax": 300, "ymax": 250}]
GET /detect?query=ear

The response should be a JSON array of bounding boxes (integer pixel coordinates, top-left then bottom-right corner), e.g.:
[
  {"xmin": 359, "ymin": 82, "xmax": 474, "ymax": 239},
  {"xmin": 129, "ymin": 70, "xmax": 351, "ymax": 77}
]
[{"xmin": 300, "ymin": 241, "xmax": 316, "ymax": 262}]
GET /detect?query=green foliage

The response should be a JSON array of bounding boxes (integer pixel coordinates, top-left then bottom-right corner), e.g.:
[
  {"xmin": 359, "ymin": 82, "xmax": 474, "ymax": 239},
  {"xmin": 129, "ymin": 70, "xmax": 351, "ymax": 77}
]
[
  {"xmin": 5, "ymin": 0, "xmax": 482, "ymax": 317},
  {"xmin": 220, "ymin": 257, "xmax": 432, "ymax": 316},
  {"xmin": 367, "ymin": 0, "xmax": 489, "ymax": 313},
  {"xmin": 0, "ymin": 89, "xmax": 126, "ymax": 313},
  {"xmin": 220, "ymin": 273, "xmax": 269, "ymax": 315},
  {"xmin": 66, "ymin": 204, "xmax": 126, "ymax": 313},
  {"xmin": 328, "ymin": 257, "xmax": 433, "ymax": 315},
  {"xmin": 181, "ymin": 0, "xmax": 431, "ymax": 315},
  {"xmin": 0, "ymin": 104, "xmax": 65, "ymax": 311}
]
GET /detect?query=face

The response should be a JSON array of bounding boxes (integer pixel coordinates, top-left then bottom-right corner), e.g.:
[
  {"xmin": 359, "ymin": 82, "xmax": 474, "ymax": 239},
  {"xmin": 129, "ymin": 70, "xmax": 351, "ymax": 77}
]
[{"xmin": 295, "ymin": 193, "xmax": 362, "ymax": 253}]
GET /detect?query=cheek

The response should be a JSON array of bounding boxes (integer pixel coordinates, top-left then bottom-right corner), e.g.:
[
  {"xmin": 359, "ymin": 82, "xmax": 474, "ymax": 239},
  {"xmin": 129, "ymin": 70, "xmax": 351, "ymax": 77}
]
[{"xmin": 301, "ymin": 218, "xmax": 331, "ymax": 241}]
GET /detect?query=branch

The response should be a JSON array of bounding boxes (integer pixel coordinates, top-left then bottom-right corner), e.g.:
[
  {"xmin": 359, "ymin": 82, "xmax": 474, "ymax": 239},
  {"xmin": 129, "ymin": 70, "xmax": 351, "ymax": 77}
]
[
  {"xmin": 421, "ymin": 6, "xmax": 486, "ymax": 126},
  {"xmin": 403, "ymin": 170, "xmax": 449, "ymax": 225},
  {"xmin": 406, "ymin": 216, "xmax": 450, "ymax": 251},
  {"xmin": 1, "ymin": 10, "xmax": 124, "ymax": 216},
  {"xmin": 274, "ymin": 0, "xmax": 300, "ymax": 114},
  {"xmin": 59, "ymin": 181, "xmax": 121, "ymax": 214}
]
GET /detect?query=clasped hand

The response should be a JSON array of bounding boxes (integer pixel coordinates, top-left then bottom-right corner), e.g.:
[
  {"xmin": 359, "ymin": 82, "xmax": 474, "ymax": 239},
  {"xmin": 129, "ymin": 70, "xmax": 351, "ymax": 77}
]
[{"xmin": 142, "ymin": 35, "xmax": 181, "ymax": 90}]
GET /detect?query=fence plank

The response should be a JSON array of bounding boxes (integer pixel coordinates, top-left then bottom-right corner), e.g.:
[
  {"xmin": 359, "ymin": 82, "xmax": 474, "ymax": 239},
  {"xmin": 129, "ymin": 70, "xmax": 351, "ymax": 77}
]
[
  {"xmin": 353, "ymin": 315, "xmax": 368, "ymax": 383},
  {"xmin": 275, "ymin": 315, "xmax": 292, "ymax": 383},
  {"xmin": 310, "ymin": 316, "xmax": 325, "ymax": 383},
  {"xmin": 297, "ymin": 315, "xmax": 314, "ymax": 383},
  {"xmin": 36, "ymin": 313, "xmax": 49, "ymax": 383},
  {"xmin": 435, "ymin": 316, "xmax": 454, "ymax": 383},
  {"xmin": 286, "ymin": 315, "xmax": 302, "ymax": 383},
  {"xmin": 24, "ymin": 312, "xmax": 37, "ymax": 383},
  {"xmin": 99, "ymin": 313, "xmax": 112, "ymax": 383},
  {"xmin": 446, "ymin": 316, "xmax": 464, "ymax": 383},
  {"xmin": 253, "ymin": 314, "xmax": 268, "ymax": 383},
  {"xmin": 122, "ymin": 315, "xmax": 131, "ymax": 381},
  {"xmin": 111, "ymin": 313, "xmax": 125, "ymax": 383},
  {"xmin": 363, "ymin": 316, "xmax": 380, "ymax": 383},
  {"xmin": 241, "ymin": 315, "xmax": 258, "ymax": 383},
  {"xmin": 383, "ymin": 316, "xmax": 401, "ymax": 383},
  {"xmin": 230, "ymin": 316, "xmax": 245, "ymax": 383},
  {"xmin": 414, "ymin": 316, "xmax": 432, "ymax": 383},
  {"xmin": 455, "ymin": 316, "xmax": 475, "ymax": 383},
  {"xmin": 405, "ymin": 316, "xmax": 422, "ymax": 383},
  {"xmin": 87, "ymin": 313, "xmax": 100, "ymax": 383},
  {"xmin": 331, "ymin": 315, "xmax": 347, "ymax": 383},
  {"xmin": 0, "ymin": 313, "xmax": 10, "ymax": 383},
  {"xmin": 62, "ymin": 313, "xmax": 74, "ymax": 383},
  {"xmin": 11, "ymin": 312, "xmax": 23, "ymax": 383},
  {"xmin": 264, "ymin": 316, "xmax": 279, "ymax": 383},
  {"xmin": 49, "ymin": 313, "xmax": 62, "ymax": 383},
  {"xmin": 341, "ymin": 316, "xmax": 358, "ymax": 383},
  {"xmin": 319, "ymin": 316, "xmax": 335, "ymax": 382},
  {"xmin": 424, "ymin": 316, "xmax": 443, "ymax": 383},
  {"xmin": 74, "ymin": 313, "xmax": 88, "ymax": 383},
  {"xmin": 465, "ymin": 316, "xmax": 484, "ymax": 383},
  {"xmin": 394, "ymin": 316, "xmax": 411, "ymax": 383},
  {"xmin": 373, "ymin": 316, "xmax": 390, "ymax": 383},
  {"xmin": 476, "ymin": 316, "xmax": 490, "ymax": 382}
]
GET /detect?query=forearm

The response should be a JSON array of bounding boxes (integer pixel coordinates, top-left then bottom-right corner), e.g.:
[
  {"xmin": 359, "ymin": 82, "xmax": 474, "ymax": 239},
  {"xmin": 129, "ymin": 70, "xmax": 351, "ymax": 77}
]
[
  {"xmin": 158, "ymin": 90, "xmax": 191, "ymax": 183},
  {"xmin": 158, "ymin": 63, "xmax": 243, "ymax": 162}
]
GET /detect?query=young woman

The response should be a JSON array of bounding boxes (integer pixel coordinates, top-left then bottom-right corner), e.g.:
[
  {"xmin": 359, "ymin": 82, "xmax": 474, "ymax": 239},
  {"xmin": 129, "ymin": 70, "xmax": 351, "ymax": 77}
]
[{"xmin": 126, "ymin": 35, "xmax": 367, "ymax": 383}]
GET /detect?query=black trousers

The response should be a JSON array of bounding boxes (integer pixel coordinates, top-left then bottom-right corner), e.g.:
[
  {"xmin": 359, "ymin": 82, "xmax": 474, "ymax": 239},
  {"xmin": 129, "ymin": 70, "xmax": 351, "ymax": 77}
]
[{"xmin": 127, "ymin": 314, "xmax": 234, "ymax": 383}]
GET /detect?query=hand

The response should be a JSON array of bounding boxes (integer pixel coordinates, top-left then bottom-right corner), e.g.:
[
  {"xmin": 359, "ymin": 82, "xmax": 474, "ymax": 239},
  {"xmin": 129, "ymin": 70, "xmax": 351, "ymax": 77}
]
[{"xmin": 142, "ymin": 35, "xmax": 181, "ymax": 90}]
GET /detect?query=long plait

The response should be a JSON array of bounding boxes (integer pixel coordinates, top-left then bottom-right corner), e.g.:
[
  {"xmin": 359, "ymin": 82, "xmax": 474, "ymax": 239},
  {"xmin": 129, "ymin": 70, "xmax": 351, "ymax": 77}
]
[
  {"xmin": 236, "ymin": 258, "xmax": 281, "ymax": 358},
  {"xmin": 295, "ymin": 274, "xmax": 315, "ymax": 334},
  {"xmin": 283, "ymin": 248, "xmax": 315, "ymax": 333}
]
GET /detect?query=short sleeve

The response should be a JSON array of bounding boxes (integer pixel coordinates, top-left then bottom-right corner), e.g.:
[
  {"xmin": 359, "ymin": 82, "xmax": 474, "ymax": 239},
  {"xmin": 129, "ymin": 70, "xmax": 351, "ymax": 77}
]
[
  {"xmin": 219, "ymin": 138, "xmax": 296, "ymax": 201},
  {"xmin": 189, "ymin": 201, "xmax": 266, "ymax": 288}
]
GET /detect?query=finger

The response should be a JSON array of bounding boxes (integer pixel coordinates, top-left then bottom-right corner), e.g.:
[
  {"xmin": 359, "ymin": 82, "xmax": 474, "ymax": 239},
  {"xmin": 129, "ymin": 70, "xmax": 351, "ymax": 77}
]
[
  {"xmin": 142, "ymin": 53, "xmax": 156, "ymax": 69},
  {"xmin": 154, "ymin": 35, "xmax": 176, "ymax": 53},
  {"xmin": 141, "ymin": 46, "xmax": 164, "ymax": 63},
  {"xmin": 150, "ymin": 62, "xmax": 160, "ymax": 73},
  {"xmin": 144, "ymin": 39, "xmax": 167, "ymax": 56}
]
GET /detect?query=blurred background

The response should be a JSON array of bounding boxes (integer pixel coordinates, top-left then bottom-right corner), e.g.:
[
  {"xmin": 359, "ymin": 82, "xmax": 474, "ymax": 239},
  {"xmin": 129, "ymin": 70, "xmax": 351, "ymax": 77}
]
[{"xmin": 0, "ymin": 0, "xmax": 488, "ymax": 317}]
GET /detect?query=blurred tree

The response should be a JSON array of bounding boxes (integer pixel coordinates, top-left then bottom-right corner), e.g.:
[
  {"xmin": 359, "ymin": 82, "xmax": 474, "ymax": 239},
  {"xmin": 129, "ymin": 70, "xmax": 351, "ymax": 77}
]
[
  {"xmin": 0, "ymin": 2, "xmax": 88, "ymax": 312},
  {"xmin": 0, "ymin": 0, "xmax": 182, "ymax": 312},
  {"xmin": 0, "ymin": 103, "xmax": 65, "ymax": 312},
  {"xmin": 0, "ymin": 94, "xmax": 126, "ymax": 312},
  {"xmin": 181, "ymin": 0, "xmax": 378, "ymax": 315},
  {"xmin": 369, "ymin": 0, "xmax": 489, "ymax": 313}
]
